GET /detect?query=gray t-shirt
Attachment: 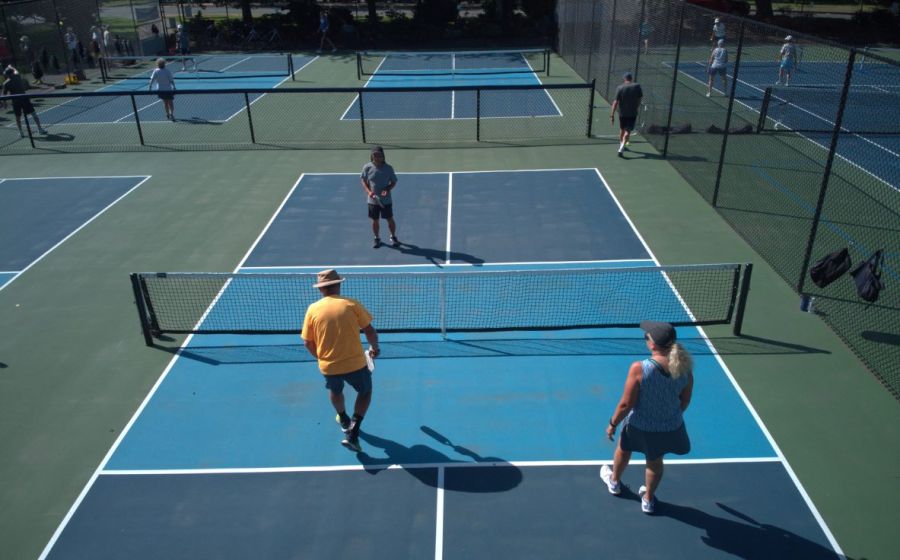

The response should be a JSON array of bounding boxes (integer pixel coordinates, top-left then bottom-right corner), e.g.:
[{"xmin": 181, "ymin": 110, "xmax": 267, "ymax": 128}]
[
  {"xmin": 361, "ymin": 161, "xmax": 397, "ymax": 205},
  {"xmin": 615, "ymin": 83, "xmax": 643, "ymax": 118}
]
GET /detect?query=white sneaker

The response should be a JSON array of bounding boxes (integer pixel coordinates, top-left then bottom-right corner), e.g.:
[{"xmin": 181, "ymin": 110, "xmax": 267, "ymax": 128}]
[
  {"xmin": 775, "ymin": 80, "xmax": 782, "ymax": 85},
  {"xmin": 638, "ymin": 485, "xmax": 655, "ymax": 514},
  {"xmin": 600, "ymin": 465, "xmax": 621, "ymax": 495},
  {"xmin": 705, "ymin": 92, "xmax": 711, "ymax": 97}
]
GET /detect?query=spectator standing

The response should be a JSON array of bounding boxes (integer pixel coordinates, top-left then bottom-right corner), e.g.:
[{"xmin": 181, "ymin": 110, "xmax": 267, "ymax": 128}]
[
  {"xmin": 63, "ymin": 27, "xmax": 79, "ymax": 67},
  {"xmin": 19, "ymin": 35, "xmax": 33, "ymax": 65},
  {"xmin": 317, "ymin": 10, "xmax": 337, "ymax": 54},
  {"xmin": 103, "ymin": 26, "xmax": 114, "ymax": 56},
  {"xmin": 710, "ymin": 17, "xmax": 725, "ymax": 44}
]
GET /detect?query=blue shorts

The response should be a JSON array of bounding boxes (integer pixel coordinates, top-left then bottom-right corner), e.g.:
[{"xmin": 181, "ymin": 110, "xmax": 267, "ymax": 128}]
[
  {"xmin": 324, "ymin": 366, "xmax": 372, "ymax": 395},
  {"xmin": 780, "ymin": 59, "xmax": 794, "ymax": 71}
]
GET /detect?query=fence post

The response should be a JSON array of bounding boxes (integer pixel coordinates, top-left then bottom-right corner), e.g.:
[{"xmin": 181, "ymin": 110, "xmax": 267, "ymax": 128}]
[
  {"xmin": 476, "ymin": 88, "xmax": 481, "ymax": 141},
  {"xmin": 244, "ymin": 92, "xmax": 256, "ymax": 144},
  {"xmin": 604, "ymin": 0, "xmax": 619, "ymax": 99},
  {"xmin": 633, "ymin": 0, "xmax": 647, "ymax": 82},
  {"xmin": 358, "ymin": 90, "xmax": 367, "ymax": 143},
  {"xmin": 797, "ymin": 49, "xmax": 857, "ymax": 294},
  {"xmin": 711, "ymin": 21, "xmax": 746, "ymax": 207},
  {"xmin": 130, "ymin": 94, "xmax": 145, "ymax": 146},
  {"xmin": 662, "ymin": 2, "xmax": 686, "ymax": 158},
  {"xmin": 733, "ymin": 263, "xmax": 753, "ymax": 336},
  {"xmin": 585, "ymin": 0, "xmax": 596, "ymax": 80},
  {"xmin": 587, "ymin": 79, "xmax": 596, "ymax": 137}
]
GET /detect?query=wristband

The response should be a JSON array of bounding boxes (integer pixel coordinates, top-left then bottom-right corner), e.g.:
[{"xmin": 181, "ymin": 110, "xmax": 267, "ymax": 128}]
[{"xmin": 609, "ymin": 419, "xmax": 617, "ymax": 429}]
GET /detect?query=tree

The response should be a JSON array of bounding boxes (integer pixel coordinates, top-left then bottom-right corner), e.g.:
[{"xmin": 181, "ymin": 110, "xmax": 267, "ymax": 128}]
[
  {"xmin": 755, "ymin": 0, "xmax": 773, "ymax": 17},
  {"xmin": 240, "ymin": 0, "xmax": 253, "ymax": 23}
]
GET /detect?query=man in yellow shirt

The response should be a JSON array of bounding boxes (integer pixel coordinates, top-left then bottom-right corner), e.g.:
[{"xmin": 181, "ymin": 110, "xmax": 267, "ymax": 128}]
[{"xmin": 302, "ymin": 269, "xmax": 380, "ymax": 452}]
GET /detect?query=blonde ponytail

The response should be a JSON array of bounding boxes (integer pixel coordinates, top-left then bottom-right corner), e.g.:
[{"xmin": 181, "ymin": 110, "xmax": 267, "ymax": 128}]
[{"xmin": 667, "ymin": 343, "xmax": 692, "ymax": 379}]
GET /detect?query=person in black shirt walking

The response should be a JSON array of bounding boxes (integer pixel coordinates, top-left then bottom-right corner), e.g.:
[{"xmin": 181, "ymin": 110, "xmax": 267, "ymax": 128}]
[{"xmin": 610, "ymin": 72, "xmax": 643, "ymax": 158}]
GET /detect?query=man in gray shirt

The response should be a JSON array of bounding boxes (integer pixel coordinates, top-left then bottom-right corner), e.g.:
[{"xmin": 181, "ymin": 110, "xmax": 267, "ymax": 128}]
[
  {"xmin": 361, "ymin": 146, "xmax": 399, "ymax": 248},
  {"xmin": 610, "ymin": 72, "xmax": 643, "ymax": 158}
]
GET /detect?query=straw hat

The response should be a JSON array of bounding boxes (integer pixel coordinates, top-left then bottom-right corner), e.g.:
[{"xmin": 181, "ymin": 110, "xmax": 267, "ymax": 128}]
[{"xmin": 313, "ymin": 269, "xmax": 344, "ymax": 288}]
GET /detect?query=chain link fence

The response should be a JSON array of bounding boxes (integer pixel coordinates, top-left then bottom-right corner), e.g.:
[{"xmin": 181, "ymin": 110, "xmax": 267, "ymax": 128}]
[
  {"xmin": 0, "ymin": 83, "xmax": 595, "ymax": 152},
  {"xmin": 557, "ymin": 0, "xmax": 900, "ymax": 399}
]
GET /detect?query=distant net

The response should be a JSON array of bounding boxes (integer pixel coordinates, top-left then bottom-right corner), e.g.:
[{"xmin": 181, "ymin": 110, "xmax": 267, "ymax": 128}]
[
  {"xmin": 100, "ymin": 54, "xmax": 294, "ymax": 82},
  {"xmin": 758, "ymin": 85, "xmax": 900, "ymax": 135},
  {"xmin": 357, "ymin": 49, "xmax": 550, "ymax": 77},
  {"xmin": 130, "ymin": 264, "xmax": 751, "ymax": 343}
]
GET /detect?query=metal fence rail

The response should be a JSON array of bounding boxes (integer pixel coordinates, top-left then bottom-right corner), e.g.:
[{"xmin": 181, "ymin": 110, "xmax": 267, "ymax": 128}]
[
  {"xmin": 556, "ymin": 0, "xmax": 900, "ymax": 399},
  {"xmin": 0, "ymin": 82, "xmax": 596, "ymax": 152}
]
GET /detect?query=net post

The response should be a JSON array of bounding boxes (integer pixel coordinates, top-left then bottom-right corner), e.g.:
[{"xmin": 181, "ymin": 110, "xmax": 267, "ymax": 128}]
[
  {"xmin": 711, "ymin": 21, "xmax": 746, "ymax": 208},
  {"xmin": 757, "ymin": 87, "xmax": 772, "ymax": 133},
  {"xmin": 288, "ymin": 53, "xmax": 295, "ymax": 80},
  {"xmin": 244, "ymin": 92, "xmax": 256, "ymax": 143},
  {"xmin": 356, "ymin": 52, "xmax": 361, "ymax": 80},
  {"xmin": 130, "ymin": 94, "xmax": 145, "ymax": 145},
  {"xmin": 130, "ymin": 273, "xmax": 155, "ymax": 346},
  {"xmin": 476, "ymin": 88, "xmax": 481, "ymax": 141},
  {"xmin": 733, "ymin": 263, "xmax": 752, "ymax": 336},
  {"xmin": 587, "ymin": 79, "xmax": 596, "ymax": 137},
  {"xmin": 358, "ymin": 89, "xmax": 367, "ymax": 143},
  {"xmin": 662, "ymin": 1, "xmax": 686, "ymax": 158},
  {"xmin": 797, "ymin": 49, "xmax": 858, "ymax": 294},
  {"xmin": 546, "ymin": 48, "xmax": 551, "ymax": 76}
]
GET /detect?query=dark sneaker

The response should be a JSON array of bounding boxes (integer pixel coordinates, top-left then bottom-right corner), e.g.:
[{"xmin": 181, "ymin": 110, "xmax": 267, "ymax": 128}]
[
  {"xmin": 341, "ymin": 435, "xmax": 362, "ymax": 452},
  {"xmin": 390, "ymin": 235, "xmax": 400, "ymax": 247},
  {"xmin": 373, "ymin": 238, "xmax": 381, "ymax": 248},
  {"xmin": 335, "ymin": 414, "xmax": 351, "ymax": 434}
]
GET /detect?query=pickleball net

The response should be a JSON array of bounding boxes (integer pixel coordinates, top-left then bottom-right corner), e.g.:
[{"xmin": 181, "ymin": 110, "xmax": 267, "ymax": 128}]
[
  {"xmin": 356, "ymin": 48, "xmax": 550, "ymax": 78},
  {"xmin": 131, "ymin": 264, "xmax": 752, "ymax": 345},
  {"xmin": 758, "ymin": 84, "xmax": 900, "ymax": 135},
  {"xmin": 100, "ymin": 53, "xmax": 295, "ymax": 82}
]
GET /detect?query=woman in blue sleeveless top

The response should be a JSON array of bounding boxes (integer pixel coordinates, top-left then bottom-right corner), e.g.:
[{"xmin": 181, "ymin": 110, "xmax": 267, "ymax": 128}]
[{"xmin": 600, "ymin": 321, "xmax": 694, "ymax": 514}]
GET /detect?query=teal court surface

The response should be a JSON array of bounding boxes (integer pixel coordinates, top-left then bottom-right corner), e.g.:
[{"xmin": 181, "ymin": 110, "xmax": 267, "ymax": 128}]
[
  {"xmin": 0, "ymin": 176, "xmax": 150, "ymax": 290},
  {"xmin": 40, "ymin": 169, "xmax": 842, "ymax": 559}
]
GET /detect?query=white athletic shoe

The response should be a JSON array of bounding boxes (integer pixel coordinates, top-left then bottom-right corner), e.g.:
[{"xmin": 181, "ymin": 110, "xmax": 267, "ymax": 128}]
[
  {"xmin": 600, "ymin": 465, "xmax": 621, "ymax": 495},
  {"xmin": 639, "ymin": 485, "xmax": 656, "ymax": 514}
]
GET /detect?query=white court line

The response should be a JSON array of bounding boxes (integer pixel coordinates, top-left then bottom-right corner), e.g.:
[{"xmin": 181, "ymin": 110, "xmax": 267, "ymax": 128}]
[
  {"xmin": 37, "ymin": 168, "xmax": 841, "ymax": 559},
  {"xmin": 445, "ymin": 174, "xmax": 454, "ymax": 263},
  {"xmin": 221, "ymin": 55, "xmax": 318, "ymax": 123},
  {"xmin": 240, "ymin": 259, "xmax": 656, "ymax": 270},
  {"xmin": 98, "ymin": 456, "xmax": 781, "ymax": 476},
  {"xmin": 670, "ymin": 60, "xmax": 897, "ymax": 192},
  {"xmin": 0, "ymin": 175, "xmax": 151, "ymax": 294},
  {"xmin": 435, "ymin": 467, "xmax": 445, "ymax": 560}
]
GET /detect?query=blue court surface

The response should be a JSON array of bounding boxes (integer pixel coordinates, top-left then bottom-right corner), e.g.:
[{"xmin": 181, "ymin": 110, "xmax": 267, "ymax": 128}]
[
  {"xmin": 667, "ymin": 59, "xmax": 900, "ymax": 189},
  {"xmin": 23, "ymin": 55, "xmax": 315, "ymax": 127},
  {"xmin": 343, "ymin": 51, "xmax": 561, "ymax": 120},
  {"xmin": 0, "ymin": 176, "xmax": 149, "ymax": 290},
  {"xmin": 39, "ymin": 169, "xmax": 842, "ymax": 559}
]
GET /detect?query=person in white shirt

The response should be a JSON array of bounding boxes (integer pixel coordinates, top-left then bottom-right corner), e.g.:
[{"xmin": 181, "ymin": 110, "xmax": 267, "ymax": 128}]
[
  {"xmin": 776, "ymin": 35, "xmax": 798, "ymax": 86},
  {"xmin": 706, "ymin": 39, "xmax": 728, "ymax": 96},
  {"xmin": 148, "ymin": 58, "xmax": 176, "ymax": 120},
  {"xmin": 63, "ymin": 27, "xmax": 78, "ymax": 65},
  {"xmin": 710, "ymin": 17, "xmax": 725, "ymax": 44}
]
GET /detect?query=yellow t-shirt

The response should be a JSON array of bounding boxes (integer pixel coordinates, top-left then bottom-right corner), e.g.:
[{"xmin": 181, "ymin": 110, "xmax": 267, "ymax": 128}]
[{"xmin": 301, "ymin": 295, "xmax": 372, "ymax": 375}]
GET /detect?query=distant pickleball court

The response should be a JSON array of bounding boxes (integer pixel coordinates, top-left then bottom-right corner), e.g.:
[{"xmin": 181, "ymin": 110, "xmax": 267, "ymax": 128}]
[{"xmin": 344, "ymin": 49, "xmax": 562, "ymax": 120}]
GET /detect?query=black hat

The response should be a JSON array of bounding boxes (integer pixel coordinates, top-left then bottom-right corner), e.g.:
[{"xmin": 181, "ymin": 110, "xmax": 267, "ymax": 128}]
[{"xmin": 640, "ymin": 320, "xmax": 676, "ymax": 346}]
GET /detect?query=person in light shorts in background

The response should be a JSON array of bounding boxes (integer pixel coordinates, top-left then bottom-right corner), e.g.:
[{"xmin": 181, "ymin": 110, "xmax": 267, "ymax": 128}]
[
  {"xmin": 706, "ymin": 39, "xmax": 728, "ymax": 97},
  {"xmin": 777, "ymin": 35, "xmax": 798, "ymax": 86}
]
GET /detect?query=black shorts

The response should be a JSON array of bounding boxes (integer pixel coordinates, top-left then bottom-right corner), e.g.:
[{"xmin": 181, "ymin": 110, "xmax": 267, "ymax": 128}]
[
  {"xmin": 619, "ymin": 116, "xmax": 637, "ymax": 132},
  {"xmin": 368, "ymin": 203, "xmax": 393, "ymax": 220},
  {"xmin": 12, "ymin": 98, "xmax": 36, "ymax": 117},
  {"xmin": 157, "ymin": 91, "xmax": 175, "ymax": 101}
]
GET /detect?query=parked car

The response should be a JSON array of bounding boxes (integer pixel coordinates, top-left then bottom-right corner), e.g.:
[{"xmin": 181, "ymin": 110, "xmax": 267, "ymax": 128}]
[{"xmin": 687, "ymin": 0, "xmax": 751, "ymax": 16}]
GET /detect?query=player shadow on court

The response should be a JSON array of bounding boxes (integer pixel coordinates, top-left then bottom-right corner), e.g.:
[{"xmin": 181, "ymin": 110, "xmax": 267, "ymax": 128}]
[
  {"xmin": 355, "ymin": 426, "xmax": 522, "ymax": 492},
  {"xmin": 383, "ymin": 241, "xmax": 484, "ymax": 267},
  {"xmin": 654, "ymin": 501, "xmax": 851, "ymax": 559}
]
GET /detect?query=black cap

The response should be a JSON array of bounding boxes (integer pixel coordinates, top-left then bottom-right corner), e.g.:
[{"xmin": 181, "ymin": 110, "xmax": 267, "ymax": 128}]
[
  {"xmin": 640, "ymin": 320, "xmax": 676, "ymax": 346},
  {"xmin": 623, "ymin": 72, "xmax": 633, "ymax": 81}
]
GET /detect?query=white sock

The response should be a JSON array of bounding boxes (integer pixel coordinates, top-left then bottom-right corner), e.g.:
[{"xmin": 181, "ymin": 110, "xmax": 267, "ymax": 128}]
[{"xmin": 619, "ymin": 141, "xmax": 625, "ymax": 152}]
